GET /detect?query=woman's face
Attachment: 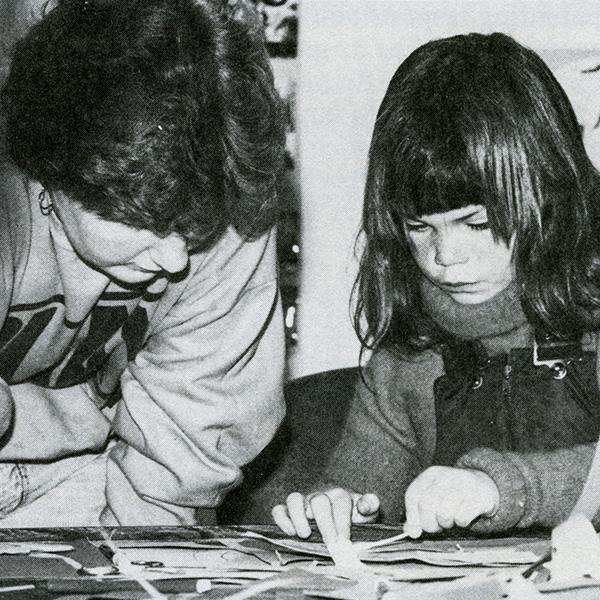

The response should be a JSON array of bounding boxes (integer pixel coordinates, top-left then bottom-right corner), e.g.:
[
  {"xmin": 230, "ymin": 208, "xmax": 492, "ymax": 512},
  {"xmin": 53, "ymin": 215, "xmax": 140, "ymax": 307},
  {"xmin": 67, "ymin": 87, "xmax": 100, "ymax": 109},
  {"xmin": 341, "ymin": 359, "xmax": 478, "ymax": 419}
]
[
  {"xmin": 404, "ymin": 204, "xmax": 515, "ymax": 304},
  {"xmin": 52, "ymin": 191, "xmax": 190, "ymax": 284}
]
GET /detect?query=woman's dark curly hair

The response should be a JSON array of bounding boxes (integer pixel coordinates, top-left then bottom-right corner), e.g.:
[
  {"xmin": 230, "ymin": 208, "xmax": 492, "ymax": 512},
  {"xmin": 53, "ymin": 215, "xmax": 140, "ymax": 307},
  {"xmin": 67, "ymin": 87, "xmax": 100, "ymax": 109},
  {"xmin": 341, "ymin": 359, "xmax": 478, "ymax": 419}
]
[
  {"xmin": 353, "ymin": 32, "xmax": 600, "ymax": 356},
  {"xmin": 1, "ymin": 0, "xmax": 284, "ymax": 246}
]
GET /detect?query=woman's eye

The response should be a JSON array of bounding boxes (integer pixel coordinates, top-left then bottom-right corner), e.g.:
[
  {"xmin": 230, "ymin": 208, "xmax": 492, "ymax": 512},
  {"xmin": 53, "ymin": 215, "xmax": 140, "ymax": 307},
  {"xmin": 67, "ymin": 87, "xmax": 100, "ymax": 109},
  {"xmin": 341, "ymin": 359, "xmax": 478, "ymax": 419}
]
[{"xmin": 467, "ymin": 221, "xmax": 489, "ymax": 231}]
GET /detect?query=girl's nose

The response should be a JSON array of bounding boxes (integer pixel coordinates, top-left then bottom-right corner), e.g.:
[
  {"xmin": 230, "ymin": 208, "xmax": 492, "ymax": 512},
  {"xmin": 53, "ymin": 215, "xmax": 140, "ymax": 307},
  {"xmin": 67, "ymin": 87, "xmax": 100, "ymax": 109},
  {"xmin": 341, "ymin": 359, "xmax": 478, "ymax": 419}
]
[
  {"xmin": 150, "ymin": 234, "xmax": 189, "ymax": 274},
  {"xmin": 434, "ymin": 232, "xmax": 468, "ymax": 267}
]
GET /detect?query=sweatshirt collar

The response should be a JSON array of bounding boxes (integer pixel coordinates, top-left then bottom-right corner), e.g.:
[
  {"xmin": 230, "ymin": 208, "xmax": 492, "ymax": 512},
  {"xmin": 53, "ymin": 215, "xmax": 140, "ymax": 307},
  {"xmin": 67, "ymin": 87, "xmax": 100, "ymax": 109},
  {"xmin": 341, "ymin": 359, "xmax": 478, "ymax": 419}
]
[{"xmin": 421, "ymin": 277, "xmax": 528, "ymax": 341}]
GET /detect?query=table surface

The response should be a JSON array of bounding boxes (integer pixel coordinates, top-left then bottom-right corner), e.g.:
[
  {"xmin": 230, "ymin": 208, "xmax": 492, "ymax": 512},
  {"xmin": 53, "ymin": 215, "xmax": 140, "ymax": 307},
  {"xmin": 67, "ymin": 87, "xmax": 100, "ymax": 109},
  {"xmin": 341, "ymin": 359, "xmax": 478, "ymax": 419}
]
[{"xmin": 0, "ymin": 524, "xmax": 550, "ymax": 600}]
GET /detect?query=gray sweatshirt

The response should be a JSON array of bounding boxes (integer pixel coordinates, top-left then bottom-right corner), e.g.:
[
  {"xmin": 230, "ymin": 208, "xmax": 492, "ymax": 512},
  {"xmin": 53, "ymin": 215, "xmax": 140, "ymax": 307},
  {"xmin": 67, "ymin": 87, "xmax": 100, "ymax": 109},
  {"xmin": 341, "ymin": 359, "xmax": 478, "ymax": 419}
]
[{"xmin": 0, "ymin": 163, "xmax": 285, "ymax": 525}]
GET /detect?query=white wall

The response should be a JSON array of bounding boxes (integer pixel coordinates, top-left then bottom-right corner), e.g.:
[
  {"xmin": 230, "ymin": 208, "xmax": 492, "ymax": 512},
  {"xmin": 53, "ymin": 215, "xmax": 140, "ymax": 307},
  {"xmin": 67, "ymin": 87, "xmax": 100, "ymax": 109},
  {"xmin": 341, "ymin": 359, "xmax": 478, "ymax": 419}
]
[{"xmin": 291, "ymin": 0, "xmax": 600, "ymax": 378}]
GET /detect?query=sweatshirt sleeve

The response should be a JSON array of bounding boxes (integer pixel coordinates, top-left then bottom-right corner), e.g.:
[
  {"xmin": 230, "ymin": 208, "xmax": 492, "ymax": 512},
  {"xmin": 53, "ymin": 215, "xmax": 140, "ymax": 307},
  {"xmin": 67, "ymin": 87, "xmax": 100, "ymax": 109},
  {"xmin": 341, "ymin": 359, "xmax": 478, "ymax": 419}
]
[
  {"xmin": 0, "ymin": 165, "xmax": 17, "ymax": 438},
  {"xmin": 324, "ymin": 348, "xmax": 443, "ymax": 523},
  {"xmin": 456, "ymin": 443, "xmax": 595, "ymax": 532},
  {"xmin": 101, "ymin": 228, "xmax": 285, "ymax": 525}
]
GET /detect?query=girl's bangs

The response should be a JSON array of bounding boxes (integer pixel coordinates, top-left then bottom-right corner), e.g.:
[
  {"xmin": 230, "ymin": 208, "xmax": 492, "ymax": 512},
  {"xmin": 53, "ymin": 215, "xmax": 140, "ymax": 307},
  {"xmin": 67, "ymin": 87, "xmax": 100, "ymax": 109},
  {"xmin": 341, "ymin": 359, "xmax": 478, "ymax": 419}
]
[
  {"xmin": 392, "ymin": 132, "xmax": 521, "ymax": 244},
  {"xmin": 393, "ymin": 146, "xmax": 485, "ymax": 220},
  {"xmin": 469, "ymin": 132, "xmax": 536, "ymax": 243}
]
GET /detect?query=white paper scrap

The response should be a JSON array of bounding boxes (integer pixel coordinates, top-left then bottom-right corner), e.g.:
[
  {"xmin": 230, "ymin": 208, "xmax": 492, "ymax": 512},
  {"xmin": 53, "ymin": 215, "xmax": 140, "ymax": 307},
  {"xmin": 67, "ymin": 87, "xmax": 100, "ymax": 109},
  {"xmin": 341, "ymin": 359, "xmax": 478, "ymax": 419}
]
[
  {"xmin": 326, "ymin": 537, "xmax": 366, "ymax": 570},
  {"xmin": 0, "ymin": 542, "xmax": 74, "ymax": 555},
  {"xmin": 354, "ymin": 532, "xmax": 411, "ymax": 552},
  {"xmin": 381, "ymin": 572, "xmax": 543, "ymax": 600},
  {"xmin": 547, "ymin": 513, "xmax": 600, "ymax": 581}
]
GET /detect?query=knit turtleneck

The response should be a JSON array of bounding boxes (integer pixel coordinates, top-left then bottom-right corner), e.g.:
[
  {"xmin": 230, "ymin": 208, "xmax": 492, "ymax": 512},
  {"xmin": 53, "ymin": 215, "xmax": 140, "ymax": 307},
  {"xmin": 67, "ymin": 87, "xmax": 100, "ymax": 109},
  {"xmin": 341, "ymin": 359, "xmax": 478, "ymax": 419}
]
[{"xmin": 420, "ymin": 277, "xmax": 531, "ymax": 356}]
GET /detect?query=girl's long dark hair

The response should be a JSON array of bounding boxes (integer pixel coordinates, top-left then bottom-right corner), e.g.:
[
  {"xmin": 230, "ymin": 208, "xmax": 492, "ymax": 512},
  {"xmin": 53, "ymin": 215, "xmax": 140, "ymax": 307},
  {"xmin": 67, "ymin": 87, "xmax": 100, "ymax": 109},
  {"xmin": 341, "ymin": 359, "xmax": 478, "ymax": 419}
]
[{"xmin": 353, "ymin": 32, "xmax": 600, "ymax": 356}]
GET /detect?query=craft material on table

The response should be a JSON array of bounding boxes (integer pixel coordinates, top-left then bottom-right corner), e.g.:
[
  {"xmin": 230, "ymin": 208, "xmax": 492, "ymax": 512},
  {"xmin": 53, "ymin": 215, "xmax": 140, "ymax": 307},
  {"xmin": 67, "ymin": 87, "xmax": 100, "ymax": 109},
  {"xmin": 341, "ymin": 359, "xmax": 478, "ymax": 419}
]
[
  {"xmin": 0, "ymin": 525, "xmax": 554, "ymax": 600},
  {"xmin": 0, "ymin": 542, "xmax": 74, "ymax": 554},
  {"xmin": 233, "ymin": 530, "xmax": 544, "ymax": 567}
]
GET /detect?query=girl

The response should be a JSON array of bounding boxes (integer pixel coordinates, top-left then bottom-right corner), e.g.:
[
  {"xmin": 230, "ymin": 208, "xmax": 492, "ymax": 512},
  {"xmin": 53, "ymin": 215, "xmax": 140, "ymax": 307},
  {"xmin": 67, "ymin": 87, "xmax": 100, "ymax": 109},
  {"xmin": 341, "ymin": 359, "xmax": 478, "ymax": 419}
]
[
  {"xmin": 273, "ymin": 32, "xmax": 600, "ymax": 544},
  {"xmin": 0, "ymin": 0, "xmax": 285, "ymax": 526}
]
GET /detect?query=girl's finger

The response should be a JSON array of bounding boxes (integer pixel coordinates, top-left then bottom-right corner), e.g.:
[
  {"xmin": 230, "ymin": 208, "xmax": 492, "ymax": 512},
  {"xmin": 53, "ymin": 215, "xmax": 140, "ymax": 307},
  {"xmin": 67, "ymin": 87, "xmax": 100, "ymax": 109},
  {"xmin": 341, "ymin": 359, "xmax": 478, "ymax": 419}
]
[
  {"xmin": 454, "ymin": 499, "xmax": 487, "ymax": 528},
  {"xmin": 271, "ymin": 504, "xmax": 296, "ymax": 536},
  {"xmin": 328, "ymin": 489, "xmax": 353, "ymax": 540},
  {"xmin": 354, "ymin": 493, "xmax": 380, "ymax": 522},
  {"xmin": 404, "ymin": 486, "xmax": 424, "ymax": 538},
  {"xmin": 356, "ymin": 493, "xmax": 380, "ymax": 516},
  {"xmin": 286, "ymin": 492, "xmax": 312, "ymax": 538},
  {"xmin": 431, "ymin": 489, "xmax": 461, "ymax": 530},
  {"xmin": 417, "ymin": 494, "xmax": 443, "ymax": 534},
  {"xmin": 304, "ymin": 499, "xmax": 315, "ymax": 520},
  {"xmin": 309, "ymin": 493, "xmax": 340, "ymax": 547},
  {"xmin": 435, "ymin": 504, "xmax": 457, "ymax": 530}
]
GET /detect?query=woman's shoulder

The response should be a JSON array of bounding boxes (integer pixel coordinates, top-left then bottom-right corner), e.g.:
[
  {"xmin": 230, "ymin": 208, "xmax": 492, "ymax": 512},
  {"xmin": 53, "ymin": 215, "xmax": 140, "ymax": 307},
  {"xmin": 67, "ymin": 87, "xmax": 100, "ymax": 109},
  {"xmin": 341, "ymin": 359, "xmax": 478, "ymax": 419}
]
[
  {"xmin": 158, "ymin": 225, "xmax": 278, "ymax": 316},
  {"xmin": 187, "ymin": 225, "xmax": 277, "ymax": 280}
]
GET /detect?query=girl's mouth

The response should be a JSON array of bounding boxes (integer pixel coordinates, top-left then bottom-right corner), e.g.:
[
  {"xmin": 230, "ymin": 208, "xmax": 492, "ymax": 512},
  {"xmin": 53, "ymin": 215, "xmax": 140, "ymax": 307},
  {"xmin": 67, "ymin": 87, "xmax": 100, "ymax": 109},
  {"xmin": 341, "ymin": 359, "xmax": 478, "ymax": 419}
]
[{"xmin": 438, "ymin": 281, "xmax": 476, "ymax": 288}]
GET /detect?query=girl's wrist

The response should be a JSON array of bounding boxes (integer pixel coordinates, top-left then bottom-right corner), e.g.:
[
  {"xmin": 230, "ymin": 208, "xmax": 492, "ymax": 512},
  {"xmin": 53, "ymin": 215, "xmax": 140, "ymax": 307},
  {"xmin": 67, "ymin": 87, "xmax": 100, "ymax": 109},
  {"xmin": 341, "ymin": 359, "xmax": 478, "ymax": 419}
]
[{"xmin": 457, "ymin": 449, "xmax": 528, "ymax": 530}]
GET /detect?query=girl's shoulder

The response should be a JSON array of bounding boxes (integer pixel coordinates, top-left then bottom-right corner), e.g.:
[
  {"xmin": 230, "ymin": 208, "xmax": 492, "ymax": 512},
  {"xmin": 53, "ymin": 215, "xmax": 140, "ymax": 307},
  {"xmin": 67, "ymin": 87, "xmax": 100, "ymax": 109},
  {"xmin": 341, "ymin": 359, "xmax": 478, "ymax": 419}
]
[
  {"xmin": 363, "ymin": 345, "xmax": 444, "ymax": 395},
  {"xmin": 368, "ymin": 344, "xmax": 443, "ymax": 367}
]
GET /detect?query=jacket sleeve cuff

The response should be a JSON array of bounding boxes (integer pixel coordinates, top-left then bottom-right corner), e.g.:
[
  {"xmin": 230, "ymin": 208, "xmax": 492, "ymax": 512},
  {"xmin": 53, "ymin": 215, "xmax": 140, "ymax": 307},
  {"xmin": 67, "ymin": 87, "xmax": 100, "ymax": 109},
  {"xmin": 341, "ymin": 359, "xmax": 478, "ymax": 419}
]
[{"xmin": 456, "ymin": 447, "xmax": 531, "ymax": 532}]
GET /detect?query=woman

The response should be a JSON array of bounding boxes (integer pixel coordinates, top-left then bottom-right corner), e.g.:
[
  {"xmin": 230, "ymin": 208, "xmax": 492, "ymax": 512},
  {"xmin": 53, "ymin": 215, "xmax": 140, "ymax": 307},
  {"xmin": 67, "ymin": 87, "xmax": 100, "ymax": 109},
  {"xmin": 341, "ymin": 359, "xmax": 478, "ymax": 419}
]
[{"xmin": 0, "ymin": 0, "xmax": 285, "ymax": 526}]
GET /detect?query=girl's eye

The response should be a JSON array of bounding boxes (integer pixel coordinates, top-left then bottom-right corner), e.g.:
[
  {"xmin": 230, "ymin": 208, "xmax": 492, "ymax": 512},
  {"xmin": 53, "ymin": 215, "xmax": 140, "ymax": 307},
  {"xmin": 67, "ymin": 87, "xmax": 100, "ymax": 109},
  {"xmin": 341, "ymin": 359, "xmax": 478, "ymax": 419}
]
[
  {"xmin": 467, "ymin": 221, "xmax": 489, "ymax": 231},
  {"xmin": 405, "ymin": 221, "xmax": 429, "ymax": 232}
]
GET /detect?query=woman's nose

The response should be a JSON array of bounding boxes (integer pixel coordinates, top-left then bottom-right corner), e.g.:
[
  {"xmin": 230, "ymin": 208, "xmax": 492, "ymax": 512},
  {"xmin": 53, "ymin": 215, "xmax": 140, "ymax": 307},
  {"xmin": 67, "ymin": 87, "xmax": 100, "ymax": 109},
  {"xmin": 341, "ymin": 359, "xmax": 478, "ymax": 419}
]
[
  {"xmin": 434, "ymin": 231, "xmax": 468, "ymax": 267},
  {"xmin": 150, "ymin": 234, "xmax": 189, "ymax": 274}
]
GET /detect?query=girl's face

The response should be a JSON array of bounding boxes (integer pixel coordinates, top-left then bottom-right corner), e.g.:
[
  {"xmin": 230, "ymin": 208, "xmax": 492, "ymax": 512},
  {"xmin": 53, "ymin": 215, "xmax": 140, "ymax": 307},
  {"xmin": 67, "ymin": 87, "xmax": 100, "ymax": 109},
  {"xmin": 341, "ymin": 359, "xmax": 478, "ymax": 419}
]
[
  {"xmin": 404, "ymin": 204, "xmax": 515, "ymax": 304},
  {"xmin": 51, "ymin": 191, "xmax": 190, "ymax": 284}
]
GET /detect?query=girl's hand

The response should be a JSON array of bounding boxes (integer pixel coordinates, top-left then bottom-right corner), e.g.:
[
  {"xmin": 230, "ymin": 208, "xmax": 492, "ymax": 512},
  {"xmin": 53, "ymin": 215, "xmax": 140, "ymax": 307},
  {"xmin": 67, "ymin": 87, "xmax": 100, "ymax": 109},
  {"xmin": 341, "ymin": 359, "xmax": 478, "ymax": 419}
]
[
  {"xmin": 404, "ymin": 467, "xmax": 500, "ymax": 538},
  {"xmin": 271, "ymin": 489, "xmax": 380, "ymax": 545}
]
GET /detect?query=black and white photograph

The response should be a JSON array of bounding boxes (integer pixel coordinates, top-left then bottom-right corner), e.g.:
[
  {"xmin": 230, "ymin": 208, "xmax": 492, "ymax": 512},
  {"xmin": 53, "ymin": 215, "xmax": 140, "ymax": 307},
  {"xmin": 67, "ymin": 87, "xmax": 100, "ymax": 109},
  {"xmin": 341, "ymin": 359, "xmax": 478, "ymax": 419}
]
[{"xmin": 1, "ymin": 1, "xmax": 600, "ymax": 598}]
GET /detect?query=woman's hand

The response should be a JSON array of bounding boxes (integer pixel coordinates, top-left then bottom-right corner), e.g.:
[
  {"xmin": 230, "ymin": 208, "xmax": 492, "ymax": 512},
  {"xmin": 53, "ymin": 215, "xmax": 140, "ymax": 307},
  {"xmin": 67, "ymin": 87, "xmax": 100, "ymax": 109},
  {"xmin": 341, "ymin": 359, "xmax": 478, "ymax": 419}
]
[
  {"xmin": 272, "ymin": 488, "xmax": 380, "ymax": 545},
  {"xmin": 404, "ymin": 466, "xmax": 500, "ymax": 538}
]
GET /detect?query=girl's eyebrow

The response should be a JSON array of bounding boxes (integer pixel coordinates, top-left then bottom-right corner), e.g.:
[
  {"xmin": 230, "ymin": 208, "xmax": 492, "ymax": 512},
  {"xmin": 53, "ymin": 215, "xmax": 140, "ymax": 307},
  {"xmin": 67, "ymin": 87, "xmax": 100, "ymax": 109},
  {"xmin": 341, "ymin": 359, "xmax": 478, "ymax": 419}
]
[
  {"xmin": 455, "ymin": 208, "xmax": 487, "ymax": 222},
  {"xmin": 407, "ymin": 207, "xmax": 486, "ymax": 223}
]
